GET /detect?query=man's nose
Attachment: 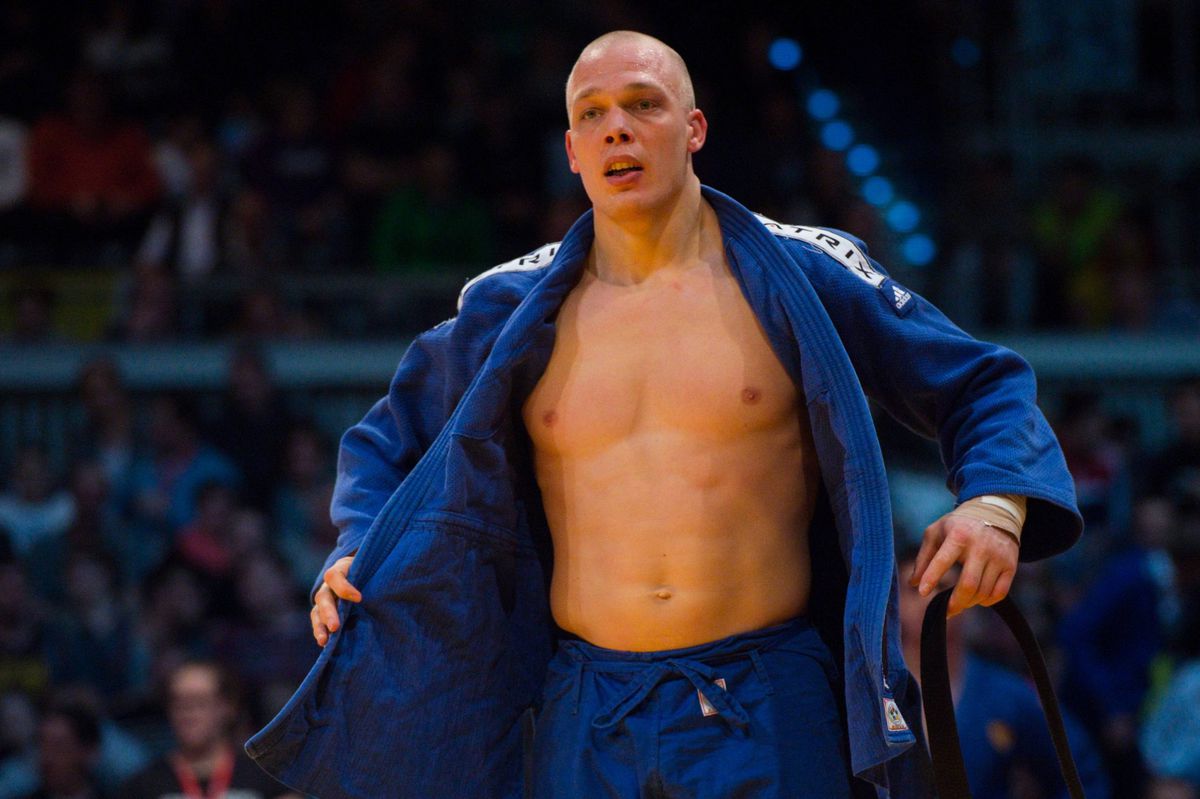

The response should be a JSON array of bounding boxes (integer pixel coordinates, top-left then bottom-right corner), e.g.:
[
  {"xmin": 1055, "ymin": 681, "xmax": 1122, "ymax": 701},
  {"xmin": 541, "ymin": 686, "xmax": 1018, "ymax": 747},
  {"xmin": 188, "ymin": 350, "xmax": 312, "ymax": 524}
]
[{"xmin": 604, "ymin": 110, "xmax": 633, "ymax": 144}]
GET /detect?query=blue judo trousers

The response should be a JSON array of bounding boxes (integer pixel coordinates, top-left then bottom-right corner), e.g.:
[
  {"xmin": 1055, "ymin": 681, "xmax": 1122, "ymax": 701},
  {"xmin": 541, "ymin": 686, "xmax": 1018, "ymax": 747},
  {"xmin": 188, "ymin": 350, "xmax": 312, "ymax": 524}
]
[{"xmin": 533, "ymin": 618, "xmax": 851, "ymax": 798}]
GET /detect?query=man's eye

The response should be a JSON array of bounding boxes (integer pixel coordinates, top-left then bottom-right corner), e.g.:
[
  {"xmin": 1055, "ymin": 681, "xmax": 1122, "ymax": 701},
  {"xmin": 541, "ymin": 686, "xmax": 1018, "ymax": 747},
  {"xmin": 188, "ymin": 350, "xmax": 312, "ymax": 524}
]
[
  {"xmin": 636, "ymin": 100, "xmax": 656, "ymax": 111},
  {"xmin": 580, "ymin": 109, "xmax": 600, "ymax": 121}
]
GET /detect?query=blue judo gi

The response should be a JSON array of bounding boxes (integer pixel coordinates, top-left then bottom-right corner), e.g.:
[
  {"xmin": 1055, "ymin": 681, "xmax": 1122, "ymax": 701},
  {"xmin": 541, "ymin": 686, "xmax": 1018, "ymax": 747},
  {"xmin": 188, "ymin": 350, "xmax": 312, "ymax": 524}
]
[{"xmin": 245, "ymin": 186, "xmax": 1082, "ymax": 798}]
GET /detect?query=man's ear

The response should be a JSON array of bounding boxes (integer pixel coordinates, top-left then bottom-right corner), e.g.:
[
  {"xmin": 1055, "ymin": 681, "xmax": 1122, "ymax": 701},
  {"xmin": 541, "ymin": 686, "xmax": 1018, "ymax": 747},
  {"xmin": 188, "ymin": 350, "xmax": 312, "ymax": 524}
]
[
  {"xmin": 564, "ymin": 129, "xmax": 580, "ymax": 174},
  {"xmin": 685, "ymin": 109, "xmax": 708, "ymax": 154}
]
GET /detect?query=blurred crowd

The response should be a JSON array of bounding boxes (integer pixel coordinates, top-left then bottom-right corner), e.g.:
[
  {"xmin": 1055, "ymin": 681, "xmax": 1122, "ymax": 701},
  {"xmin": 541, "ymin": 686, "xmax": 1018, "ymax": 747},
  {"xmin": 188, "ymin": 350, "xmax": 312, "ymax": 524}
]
[
  {"xmin": 0, "ymin": 0, "xmax": 1195, "ymax": 342},
  {"xmin": 0, "ymin": 1, "xmax": 1199, "ymax": 797},
  {"xmin": 0, "ymin": 347, "xmax": 330, "ymax": 797},
  {"xmin": 0, "ymin": 350, "xmax": 1196, "ymax": 796}
]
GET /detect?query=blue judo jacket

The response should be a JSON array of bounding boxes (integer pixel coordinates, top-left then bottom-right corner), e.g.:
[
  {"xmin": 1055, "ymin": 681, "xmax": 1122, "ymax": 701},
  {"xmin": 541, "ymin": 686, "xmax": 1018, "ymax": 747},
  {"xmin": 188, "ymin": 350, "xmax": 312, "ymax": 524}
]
[{"xmin": 246, "ymin": 187, "xmax": 1082, "ymax": 798}]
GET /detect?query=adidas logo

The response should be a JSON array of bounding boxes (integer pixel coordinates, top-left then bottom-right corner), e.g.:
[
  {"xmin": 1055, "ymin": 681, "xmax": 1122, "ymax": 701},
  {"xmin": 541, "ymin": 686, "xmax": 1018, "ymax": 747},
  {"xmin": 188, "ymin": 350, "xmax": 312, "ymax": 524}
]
[{"xmin": 892, "ymin": 285, "xmax": 911, "ymax": 309}]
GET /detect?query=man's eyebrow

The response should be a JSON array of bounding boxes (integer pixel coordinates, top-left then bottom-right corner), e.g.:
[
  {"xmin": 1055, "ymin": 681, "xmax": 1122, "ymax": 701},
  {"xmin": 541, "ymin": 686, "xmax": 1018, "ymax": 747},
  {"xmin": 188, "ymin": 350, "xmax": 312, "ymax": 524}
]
[{"xmin": 570, "ymin": 81, "xmax": 667, "ymax": 105}]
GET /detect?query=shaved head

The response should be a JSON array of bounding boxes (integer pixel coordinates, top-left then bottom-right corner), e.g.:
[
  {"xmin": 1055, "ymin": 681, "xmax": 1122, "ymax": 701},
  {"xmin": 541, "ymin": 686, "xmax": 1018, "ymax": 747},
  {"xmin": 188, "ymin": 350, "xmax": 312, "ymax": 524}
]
[{"xmin": 565, "ymin": 31, "xmax": 696, "ymax": 121}]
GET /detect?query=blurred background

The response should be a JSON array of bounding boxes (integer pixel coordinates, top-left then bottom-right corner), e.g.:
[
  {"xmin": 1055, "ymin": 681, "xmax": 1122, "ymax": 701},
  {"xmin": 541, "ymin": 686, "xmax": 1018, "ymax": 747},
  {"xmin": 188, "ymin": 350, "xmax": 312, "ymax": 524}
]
[{"xmin": 0, "ymin": 0, "xmax": 1198, "ymax": 797}]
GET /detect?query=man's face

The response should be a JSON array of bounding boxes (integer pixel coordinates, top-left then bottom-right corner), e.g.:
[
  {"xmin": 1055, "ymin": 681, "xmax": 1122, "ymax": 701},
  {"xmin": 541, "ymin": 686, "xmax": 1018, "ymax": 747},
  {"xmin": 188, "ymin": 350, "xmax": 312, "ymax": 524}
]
[
  {"xmin": 168, "ymin": 666, "xmax": 232, "ymax": 751},
  {"xmin": 38, "ymin": 716, "xmax": 94, "ymax": 793},
  {"xmin": 564, "ymin": 40, "xmax": 706, "ymax": 221}
]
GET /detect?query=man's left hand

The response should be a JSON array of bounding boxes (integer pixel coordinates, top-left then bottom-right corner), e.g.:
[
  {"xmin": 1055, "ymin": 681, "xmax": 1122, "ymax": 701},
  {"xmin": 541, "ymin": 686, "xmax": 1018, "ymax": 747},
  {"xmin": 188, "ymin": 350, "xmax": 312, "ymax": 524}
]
[{"xmin": 908, "ymin": 512, "xmax": 1018, "ymax": 618}]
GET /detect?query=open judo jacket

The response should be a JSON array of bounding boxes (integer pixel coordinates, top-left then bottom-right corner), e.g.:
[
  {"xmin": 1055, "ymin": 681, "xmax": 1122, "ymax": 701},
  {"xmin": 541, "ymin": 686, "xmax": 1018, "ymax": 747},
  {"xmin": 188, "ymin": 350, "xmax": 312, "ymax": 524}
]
[{"xmin": 246, "ymin": 187, "xmax": 1082, "ymax": 799}]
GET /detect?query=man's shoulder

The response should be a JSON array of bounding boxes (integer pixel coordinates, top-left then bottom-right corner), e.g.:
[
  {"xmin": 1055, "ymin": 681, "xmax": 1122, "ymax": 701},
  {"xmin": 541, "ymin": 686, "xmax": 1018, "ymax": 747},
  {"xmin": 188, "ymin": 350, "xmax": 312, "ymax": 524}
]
[
  {"xmin": 751, "ymin": 212, "xmax": 886, "ymax": 289},
  {"xmin": 456, "ymin": 242, "xmax": 562, "ymax": 312}
]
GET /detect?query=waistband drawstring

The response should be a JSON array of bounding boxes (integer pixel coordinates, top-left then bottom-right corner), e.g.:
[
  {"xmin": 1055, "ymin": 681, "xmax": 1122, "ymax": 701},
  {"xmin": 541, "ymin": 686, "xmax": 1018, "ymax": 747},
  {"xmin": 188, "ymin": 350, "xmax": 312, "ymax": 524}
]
[{"xmin": 590, "ymin": 658, "xmax": 751, "ymax": 736}]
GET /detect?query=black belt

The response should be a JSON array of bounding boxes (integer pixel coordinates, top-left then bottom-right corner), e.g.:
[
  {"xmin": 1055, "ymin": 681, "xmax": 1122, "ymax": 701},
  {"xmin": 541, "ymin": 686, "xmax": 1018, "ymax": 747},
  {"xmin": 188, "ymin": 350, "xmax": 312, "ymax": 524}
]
[{"xmin": 921, "ymin": 590, "xmax": 1087, "ymax": 798}]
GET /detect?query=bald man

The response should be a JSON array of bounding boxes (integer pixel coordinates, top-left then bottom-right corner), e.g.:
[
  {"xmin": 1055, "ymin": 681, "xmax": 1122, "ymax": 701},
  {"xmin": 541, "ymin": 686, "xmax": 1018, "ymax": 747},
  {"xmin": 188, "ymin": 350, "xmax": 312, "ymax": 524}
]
[{"xmin": 248, "ymin": 31, "xmax": 1082, "ymax": 799}]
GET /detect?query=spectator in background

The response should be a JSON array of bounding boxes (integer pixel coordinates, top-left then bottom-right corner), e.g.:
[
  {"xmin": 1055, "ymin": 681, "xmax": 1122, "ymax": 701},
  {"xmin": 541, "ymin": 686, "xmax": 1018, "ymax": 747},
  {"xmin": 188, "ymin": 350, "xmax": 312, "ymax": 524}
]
[
  {"xmin": 223, "ymin": 188, "xmax": 272, "ymax": 277},
  {"xmin": 1056, "ymin": 391, "xmax": 1131, "ymax": 552},
  {"xmin": 79, "ymin": 0, "xmax": 173, "ymax": 115},
  {"xmin": 74, "ymin": 357, "xmax": 135, "ymax": 492},
  {"xmin": 47, "ymin": 685, "xmax": 149, "ymax": 798},
  {"xmin": 173, "ymin": 481, "xmax": 237, "ymax": 581},
  {"xmin": 0, "ymin": 1, "xmax": 53, "ymax": 122},
  {"xmin": 1031, "ymin": 158, "xmax": 1124, "ymax": 328},
  {"xmin": 0, "ymin": 113, "xmax": 28, "ymax": 267},
  {"xmin": 244, "ymin": 82, "xmax": 342, "ymax": 271},
  {"xmin": 0, "ymin": 446, "xmax": 75, "ymax": 559},
  {"xmin": 1148, "ymin": 778, "xmax": 1200, "ymax": 799},
  {"xmin": 6, "ymin": 282, "xmax": 61, "ymax": 344},
  {"xmin": 227, "ymin": 507, "xmax": 269, "ymax": 570},
  {"xmin": 225, "ymin": 282, "xmax": 317, "ymax": 340},
  {"xmin": 138, "ymin": 558, "xmax": 215, "ymax": 701},
  {"xmin": 1058, "ymin": 494, "xmax": 1181, "ymax": 796},
  {"xmin": 24, "ymin": 69, "xmax": 160, "ymax": 265},
  {"xmin": 20, "ymin": 696, "xmax": 106, "ymax": 799},
  {"xmin": 118, "ymin": 394, "xmax": 239, "ymax": 582},
  {"xmin": 43, "ymin": 550, "xmax": 149, "ymax": 712},
  {"xmin": 210, "ymin": 345, "xmax": 291, "ymax": 510},
  {"xmin": 213, "ymin": 549, "xmax": 316, "ymax": 726},
  {"xmin": 338, "ymin": 40, "xmax": 422, "ymax": 265},
  {"xmin": 1140, "ymin": 499, "xmax": 1200, "ymax": 793},
  {"xmin": 370, "ymin": 143, "xmax": 491, "ymax": 273},
  {"xmin": 896, "ymin": 548, "xmax": 1110, "ymax": 799},
  {"xmin": 0, "ymin": 690, "xmax": 39, "ymax": 799},
  {"xmin": 136, "ymin": 139, "xmax": 233, "ymax": 286},
  {"xmin": 110, "ymin": 263, "xmax": 179, "ymax": 342},
  {"xmin": 1100, "ymin": 211, "xmax": 1157, "ymax": 331},
  {"xmin": 274, "ymin": 421, "xmax": 338, "ymax": 589},
  {"xmin": 0, "ymin": 549, "xmax": 50, "ymax": 700},
  {"xmin": 1147, "ymin": 378, "xmax": 1200, "ymax": 508},
  {"xmin": 26, "ymin": 460, "xmax": 118, "ymax": 602},
  {"xmin": 942, "ymin": 155, "xmax": 1030, "ymax": 330},
  {"xmin": 1167, "ymin": 500, "xmax": 1200, "ymax": 662},
  {"xmin": 456, "ymin": 88, "xmax": 543, "ymax": 259},
  {"xmin": 149, "ymin": 114, "xmax": 205, "ymax": 202},
  {"xmin": 1143, "ymin": 659, "xmax": 1200, "ymax": 793},
  {"xmin": 121, "ymin": 661, "xmax": 296, "ymax": 799}
]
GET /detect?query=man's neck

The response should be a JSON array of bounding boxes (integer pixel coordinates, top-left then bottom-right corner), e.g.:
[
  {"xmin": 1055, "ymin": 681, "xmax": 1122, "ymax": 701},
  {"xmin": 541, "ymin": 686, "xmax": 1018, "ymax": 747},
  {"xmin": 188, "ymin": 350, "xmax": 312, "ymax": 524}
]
[{"xmin": 588, "ymin": 178, "xmax": 717, "ymax": 285}]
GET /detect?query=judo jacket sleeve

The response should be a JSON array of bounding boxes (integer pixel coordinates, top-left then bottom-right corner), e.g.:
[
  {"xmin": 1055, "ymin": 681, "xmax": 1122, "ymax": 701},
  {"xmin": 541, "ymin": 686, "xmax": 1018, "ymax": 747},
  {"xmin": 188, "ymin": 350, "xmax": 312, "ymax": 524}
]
[
  {"xmin": 317, "ymin": 274, "xmax": 527, "ymax": 599},
  {"xmin": 314, "ymin": 322, "xmax": 456, "ymax": 598},
  {"xmin": 786, "ymin": 232, "xmax": 1082, "ymax": 562}
]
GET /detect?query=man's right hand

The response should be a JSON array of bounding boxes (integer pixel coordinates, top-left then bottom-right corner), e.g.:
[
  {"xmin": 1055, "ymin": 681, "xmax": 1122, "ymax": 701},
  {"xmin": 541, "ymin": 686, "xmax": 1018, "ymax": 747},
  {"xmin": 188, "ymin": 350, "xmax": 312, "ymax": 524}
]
[{"xmin": 311, "ymin": 555, "xmax": 361, "ymax": 647}]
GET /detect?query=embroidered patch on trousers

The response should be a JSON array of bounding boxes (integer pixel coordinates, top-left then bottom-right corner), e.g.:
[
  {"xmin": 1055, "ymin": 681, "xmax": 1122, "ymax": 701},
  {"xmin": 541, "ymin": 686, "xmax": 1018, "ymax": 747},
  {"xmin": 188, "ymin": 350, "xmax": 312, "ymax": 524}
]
[
  {"xmin": 698, "ymin": 678, "xmax": 728, "ymax": 717},
  {"xmin": 883, "ymin": 697, "xmax": 909, "ymax": 732}
]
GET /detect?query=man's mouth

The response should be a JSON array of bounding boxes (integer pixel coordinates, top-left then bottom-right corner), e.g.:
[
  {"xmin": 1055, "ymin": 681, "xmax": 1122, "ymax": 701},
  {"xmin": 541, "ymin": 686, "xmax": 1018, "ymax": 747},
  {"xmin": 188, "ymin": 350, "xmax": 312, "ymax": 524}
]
[{"xmin": 604, "ymin": 161, "xmax": 644, "ymax": 177}]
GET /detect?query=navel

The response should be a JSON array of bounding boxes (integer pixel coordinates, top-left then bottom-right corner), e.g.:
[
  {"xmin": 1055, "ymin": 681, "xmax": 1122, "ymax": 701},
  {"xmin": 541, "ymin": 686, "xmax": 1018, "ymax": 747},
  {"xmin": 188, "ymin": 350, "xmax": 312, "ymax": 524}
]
[
  {"xmin": 741, "ymin": 386, "xmax": 761, "ymax": 404},
  {"xmin": 654, "ymin": 588, "xmax": 673, "ymax": 600},
  {"xmin": 541, "ymin": 409, "xmax": 557, "ymax": 426}
]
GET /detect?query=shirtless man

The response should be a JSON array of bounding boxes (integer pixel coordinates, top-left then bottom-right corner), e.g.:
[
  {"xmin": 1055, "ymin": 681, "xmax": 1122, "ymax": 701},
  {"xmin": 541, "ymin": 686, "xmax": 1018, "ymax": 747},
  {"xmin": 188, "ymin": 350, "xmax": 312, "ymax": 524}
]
[{"xmin": 302, "ymin": 32, "xmax": 1046, "ymax": 798}]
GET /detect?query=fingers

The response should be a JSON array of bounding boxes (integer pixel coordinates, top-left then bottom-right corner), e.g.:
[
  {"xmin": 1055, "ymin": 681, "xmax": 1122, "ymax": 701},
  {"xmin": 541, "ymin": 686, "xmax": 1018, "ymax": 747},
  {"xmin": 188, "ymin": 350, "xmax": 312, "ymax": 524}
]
[
  {"xmin": 311, "ymin": 588, "xmax": 332, "ymax": 646},
  {"xmin": 980, "ymin": 567, "xmax": 1015, "ymax": 607},
  {"xmin": 917, "ymin": 526, "xmax": 966, "ymax": 597},
  {"xmin": 324, "ymin": 559, "xmax": 363, "ymax": 603},
  {"xmin": 973, "ymin": 560, "xmax": 1003, "ymax": 607},
  {"xmin": 311, "ymin": 557, "xmax": 361, "ymax": 647},
  {"xmin": 909, "ymin": 520, "xmax": 945, "ymax": 589},
  {"xmin": 947, "ymin": 551, "xmax": 984, "ymax": 617}
]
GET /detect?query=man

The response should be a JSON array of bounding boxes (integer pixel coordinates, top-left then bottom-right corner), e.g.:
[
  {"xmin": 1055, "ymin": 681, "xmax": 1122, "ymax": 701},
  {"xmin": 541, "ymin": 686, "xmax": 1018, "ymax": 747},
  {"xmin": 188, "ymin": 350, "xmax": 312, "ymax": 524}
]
[
  {"xmin": 21, "ymin": 697, "xmax": 106, "ymax": 799},
  {"xmin": 123, "ymin": 661, "xmax": 298, "ymax": 799},
  {"xmin": 247, "ymin": 31, "xmax": 1081, "ymax": 798}
]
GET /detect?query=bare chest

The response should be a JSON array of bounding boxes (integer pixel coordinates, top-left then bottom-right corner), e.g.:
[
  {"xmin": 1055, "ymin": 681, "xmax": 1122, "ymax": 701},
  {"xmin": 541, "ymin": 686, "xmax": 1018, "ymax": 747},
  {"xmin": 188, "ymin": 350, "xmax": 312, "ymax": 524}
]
[{"xmin": 523, "ymin": 263, "xmax": 800, "ymax": 454}]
